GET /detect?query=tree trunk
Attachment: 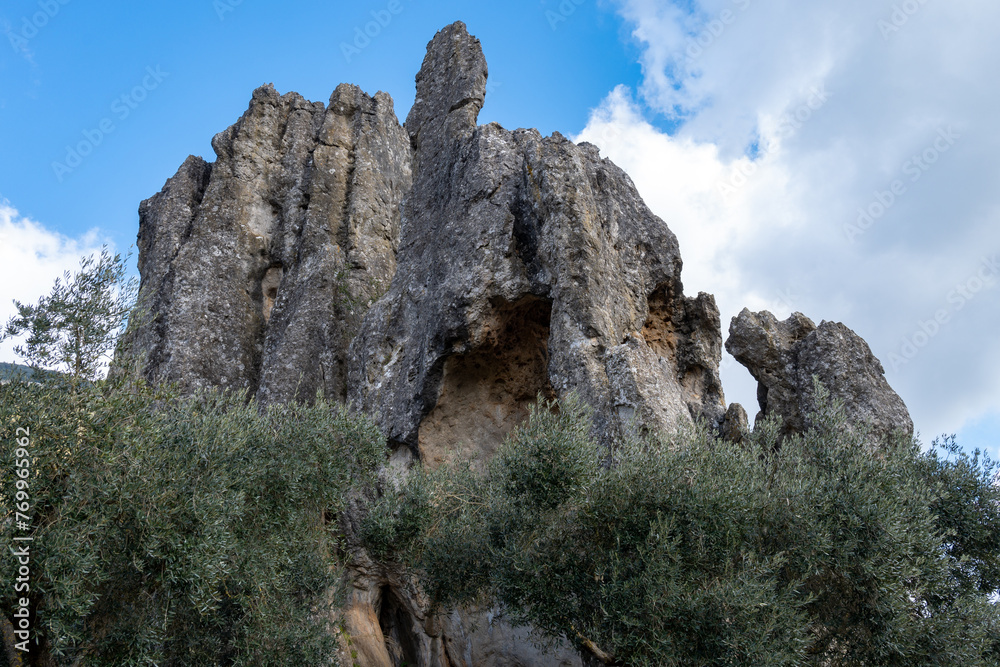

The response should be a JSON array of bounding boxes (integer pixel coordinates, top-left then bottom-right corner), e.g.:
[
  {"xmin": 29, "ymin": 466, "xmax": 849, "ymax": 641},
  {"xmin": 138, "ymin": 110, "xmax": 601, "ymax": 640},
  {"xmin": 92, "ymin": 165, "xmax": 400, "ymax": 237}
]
[{"xmin": 2, "ymin": 617, "xmax": 24, "ymax": 667}]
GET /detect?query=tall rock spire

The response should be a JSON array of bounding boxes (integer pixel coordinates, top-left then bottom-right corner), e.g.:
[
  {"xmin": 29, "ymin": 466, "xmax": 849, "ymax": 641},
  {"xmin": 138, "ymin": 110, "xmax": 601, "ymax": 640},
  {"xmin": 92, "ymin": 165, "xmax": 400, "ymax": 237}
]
[
  {"xmin": 405, "ymin": 21, "xmax": 488, "ymax": 150},
  {"xmin": 128, "ymin": 84, "xmax": 411, "ymax": 403}
]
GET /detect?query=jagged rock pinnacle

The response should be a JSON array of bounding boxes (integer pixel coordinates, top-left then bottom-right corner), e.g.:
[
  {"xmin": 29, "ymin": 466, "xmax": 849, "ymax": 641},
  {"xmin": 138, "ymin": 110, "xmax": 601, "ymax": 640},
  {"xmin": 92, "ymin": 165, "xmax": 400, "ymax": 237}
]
[
  {"xmin": 405, "ymin": 21, "xmax": 488, "ymax": 150},
  {"xmin": 347, "ymin": 22, "xmax": 726, "ymax": 463}
]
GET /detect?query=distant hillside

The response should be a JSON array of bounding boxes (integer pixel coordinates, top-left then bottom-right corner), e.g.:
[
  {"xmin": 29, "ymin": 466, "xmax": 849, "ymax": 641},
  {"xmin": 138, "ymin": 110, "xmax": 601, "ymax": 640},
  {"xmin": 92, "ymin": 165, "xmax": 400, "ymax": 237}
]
[{"xmin": 0, "ymin": 362, "xmax": 39, "ymax": 381}]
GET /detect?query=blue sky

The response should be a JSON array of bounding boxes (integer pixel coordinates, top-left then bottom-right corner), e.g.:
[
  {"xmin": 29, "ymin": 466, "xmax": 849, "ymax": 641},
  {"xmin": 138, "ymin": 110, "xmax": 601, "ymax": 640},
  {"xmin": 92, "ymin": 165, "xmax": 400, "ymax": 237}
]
[
  {"xmin": 0, "ymin": 0, "xmax": 641, "ymax": 246},
  {"xmin": 2, "ymin": 0, "xmax": 998, "ymax": 458}
]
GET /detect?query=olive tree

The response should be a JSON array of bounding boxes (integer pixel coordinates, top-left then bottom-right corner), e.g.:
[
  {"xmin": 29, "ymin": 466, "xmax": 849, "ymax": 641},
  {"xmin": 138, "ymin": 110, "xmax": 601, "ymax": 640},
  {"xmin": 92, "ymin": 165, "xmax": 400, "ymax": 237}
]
[
  {"xmin": 1, "ymin": 249, "xmax": 388, "ymax": 665},
  {"xmin": 365, "ymin": 390, "xmax": 1000, "ymax": 666},
  {"xmin": 2, "ymin": 247, "xmax": 136, "ymax": 382},
  {"xmin": 1, "ymin": 377, "xmax": 386, "ymax": 665}
]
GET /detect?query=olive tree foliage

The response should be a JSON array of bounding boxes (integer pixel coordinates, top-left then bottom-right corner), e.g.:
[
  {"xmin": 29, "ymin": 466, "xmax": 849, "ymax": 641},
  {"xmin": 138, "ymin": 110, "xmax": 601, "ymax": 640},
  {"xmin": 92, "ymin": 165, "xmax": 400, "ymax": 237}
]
[
  {"xmin": 0, "ymin": 249, "xmax": 389, "ymax": 665},
  {"xmin": 1, "ymin": 376, "xmax": 386, "ymax": 666},
  {"xmin": 363, "ymin": 391, "xmax": 1000, "ymax": 667},
  {"xmin": 2, "ymin": 247, "xmax": 137, "ymax": 381}
]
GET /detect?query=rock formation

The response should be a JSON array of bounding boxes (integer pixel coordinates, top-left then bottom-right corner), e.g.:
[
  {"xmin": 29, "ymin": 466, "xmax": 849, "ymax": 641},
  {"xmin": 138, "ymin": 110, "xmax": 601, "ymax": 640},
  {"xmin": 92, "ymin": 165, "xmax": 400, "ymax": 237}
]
[
  {"xmin": 339, "ymin": 508, "xmax": 583, "ymax": 667},
  {"xmin": 131, "ymin": 22, "xmax": 727, "ymax": 464},
  {"xmin": 130, "ymin": 82, "xmax": 411, "ymax": 405},
  {"xmin": 726, "ymin": 309, "xmax": 914, "ymax": 440},
  {"xmin": 346, "ymin": 22, "xmax": 726, "ymax": 467},
  {"xmin": 129, "ymin": 20, "xmax": 914, "ymax": 667}
]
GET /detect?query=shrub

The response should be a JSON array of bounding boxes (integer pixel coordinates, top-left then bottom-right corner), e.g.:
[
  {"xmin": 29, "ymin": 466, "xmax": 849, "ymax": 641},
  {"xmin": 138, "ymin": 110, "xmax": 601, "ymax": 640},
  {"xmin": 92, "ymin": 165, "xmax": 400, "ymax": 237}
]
[
  {"xmin": 1, "ymin": 374, "xmax": 385, "ymax": 666},
  {"xmin": 366, "ymin": 389, "xmax": 1000, "ymax": 666}
]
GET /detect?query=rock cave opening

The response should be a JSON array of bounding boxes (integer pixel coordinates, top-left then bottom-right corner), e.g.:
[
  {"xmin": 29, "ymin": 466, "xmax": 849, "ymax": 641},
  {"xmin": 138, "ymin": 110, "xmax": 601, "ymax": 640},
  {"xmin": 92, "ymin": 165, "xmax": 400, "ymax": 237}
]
[
  {"xmin": 417, "ymin": 296, "xmax": 555, "ymax": 469},
  {"xmin": 378, "ymin": 585, "xmax": 420, "ymax": 667},
  {"xmin": 261, "ymin": 264, "xmax": 283, "ymax": 324}
]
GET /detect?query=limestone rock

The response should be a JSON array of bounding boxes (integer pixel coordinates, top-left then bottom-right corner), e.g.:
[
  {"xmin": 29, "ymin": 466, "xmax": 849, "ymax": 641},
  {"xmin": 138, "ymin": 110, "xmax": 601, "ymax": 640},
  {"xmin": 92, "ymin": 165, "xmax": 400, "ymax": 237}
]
[
  {"xmin": 130, "ymin": 82, "xmax": 411, "ymax": 404},
  {"xmin": 130, "ymin": 20, "xmax": 727, "ymax": 464},
  {"xmin": 725, "ymin": 309, "xmax": 913, "ymax": 440},
  {"xmin": 346, "ymin": 22, "xmax": 726, "ymax": 465},
  {"xmin": 127, "ymin": 18, "xmax": 921, "ymax": 667},
  {"xmin": 719, "ymin": 402, "xmax": 749, "ymax": 444}
]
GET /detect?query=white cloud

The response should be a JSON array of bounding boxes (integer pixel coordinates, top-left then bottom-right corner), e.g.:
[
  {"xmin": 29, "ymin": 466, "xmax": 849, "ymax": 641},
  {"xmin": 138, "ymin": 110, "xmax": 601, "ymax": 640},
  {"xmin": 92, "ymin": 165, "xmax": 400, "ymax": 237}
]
[
  {"xmin": 577, "ymin": 0, "xmax": 1000, "ymax": 441},
  {"xmin": 0, "ymin": 202, "xmax": 108, "ymax": 364}
]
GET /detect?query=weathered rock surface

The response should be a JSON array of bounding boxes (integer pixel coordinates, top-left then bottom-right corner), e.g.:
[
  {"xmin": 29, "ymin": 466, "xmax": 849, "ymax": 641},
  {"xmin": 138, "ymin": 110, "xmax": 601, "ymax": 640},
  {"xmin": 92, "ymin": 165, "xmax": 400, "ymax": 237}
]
[
  {"xmin": 130, "ymin": 82, "xmax": 411, "ymax": 404},
  {"xmin": 719, "ymin": 401, "xmax": 749, "ymax": 443},
  {"xmin": 725, "ymin": 309, "xmax": 914, "ymax": 439},
  {"xmin": 346, "ymin": 22, "xmax": 726, "ymax": 466},
  {"xmin": 131, "ymin": 20, "xmax": 726, "ymax": 462}
]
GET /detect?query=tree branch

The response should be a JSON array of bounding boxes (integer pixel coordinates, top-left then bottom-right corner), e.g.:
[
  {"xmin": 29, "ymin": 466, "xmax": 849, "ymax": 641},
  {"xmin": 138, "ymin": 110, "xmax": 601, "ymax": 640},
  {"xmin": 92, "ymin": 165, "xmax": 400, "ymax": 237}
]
[{"xmin": 572, "ymin": 626, "xmax": 614, "ymax": 665}]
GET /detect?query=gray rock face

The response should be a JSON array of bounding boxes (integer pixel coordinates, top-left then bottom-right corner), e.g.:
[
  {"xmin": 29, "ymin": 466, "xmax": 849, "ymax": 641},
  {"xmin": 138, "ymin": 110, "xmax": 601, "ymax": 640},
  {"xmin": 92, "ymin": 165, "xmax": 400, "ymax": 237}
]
[
  {"xmin": 719, "ymin": 402, "xmax": 749, "ymax": 444},
  {"xmin": 131, "ymin": 20, "xmax": 726, "ymax": 457},
  {"xmin": 346, "ymin": 23, "xmax": 726, "ymax": 466},
  {"xmin": 725, "ymin": 309, "xmax": 913, "ymax": 440},
  {"xmin": 130, "ymin": 82, "xmax": 411, "ymax": 404}
]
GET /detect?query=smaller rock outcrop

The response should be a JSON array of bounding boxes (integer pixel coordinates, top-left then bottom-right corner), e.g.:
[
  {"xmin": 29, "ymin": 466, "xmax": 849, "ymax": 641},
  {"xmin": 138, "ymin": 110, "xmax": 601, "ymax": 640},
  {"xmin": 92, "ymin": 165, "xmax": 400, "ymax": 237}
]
[{"xmin": 726, "ymin": 309, "xmax": 913, "ymax": 440}]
